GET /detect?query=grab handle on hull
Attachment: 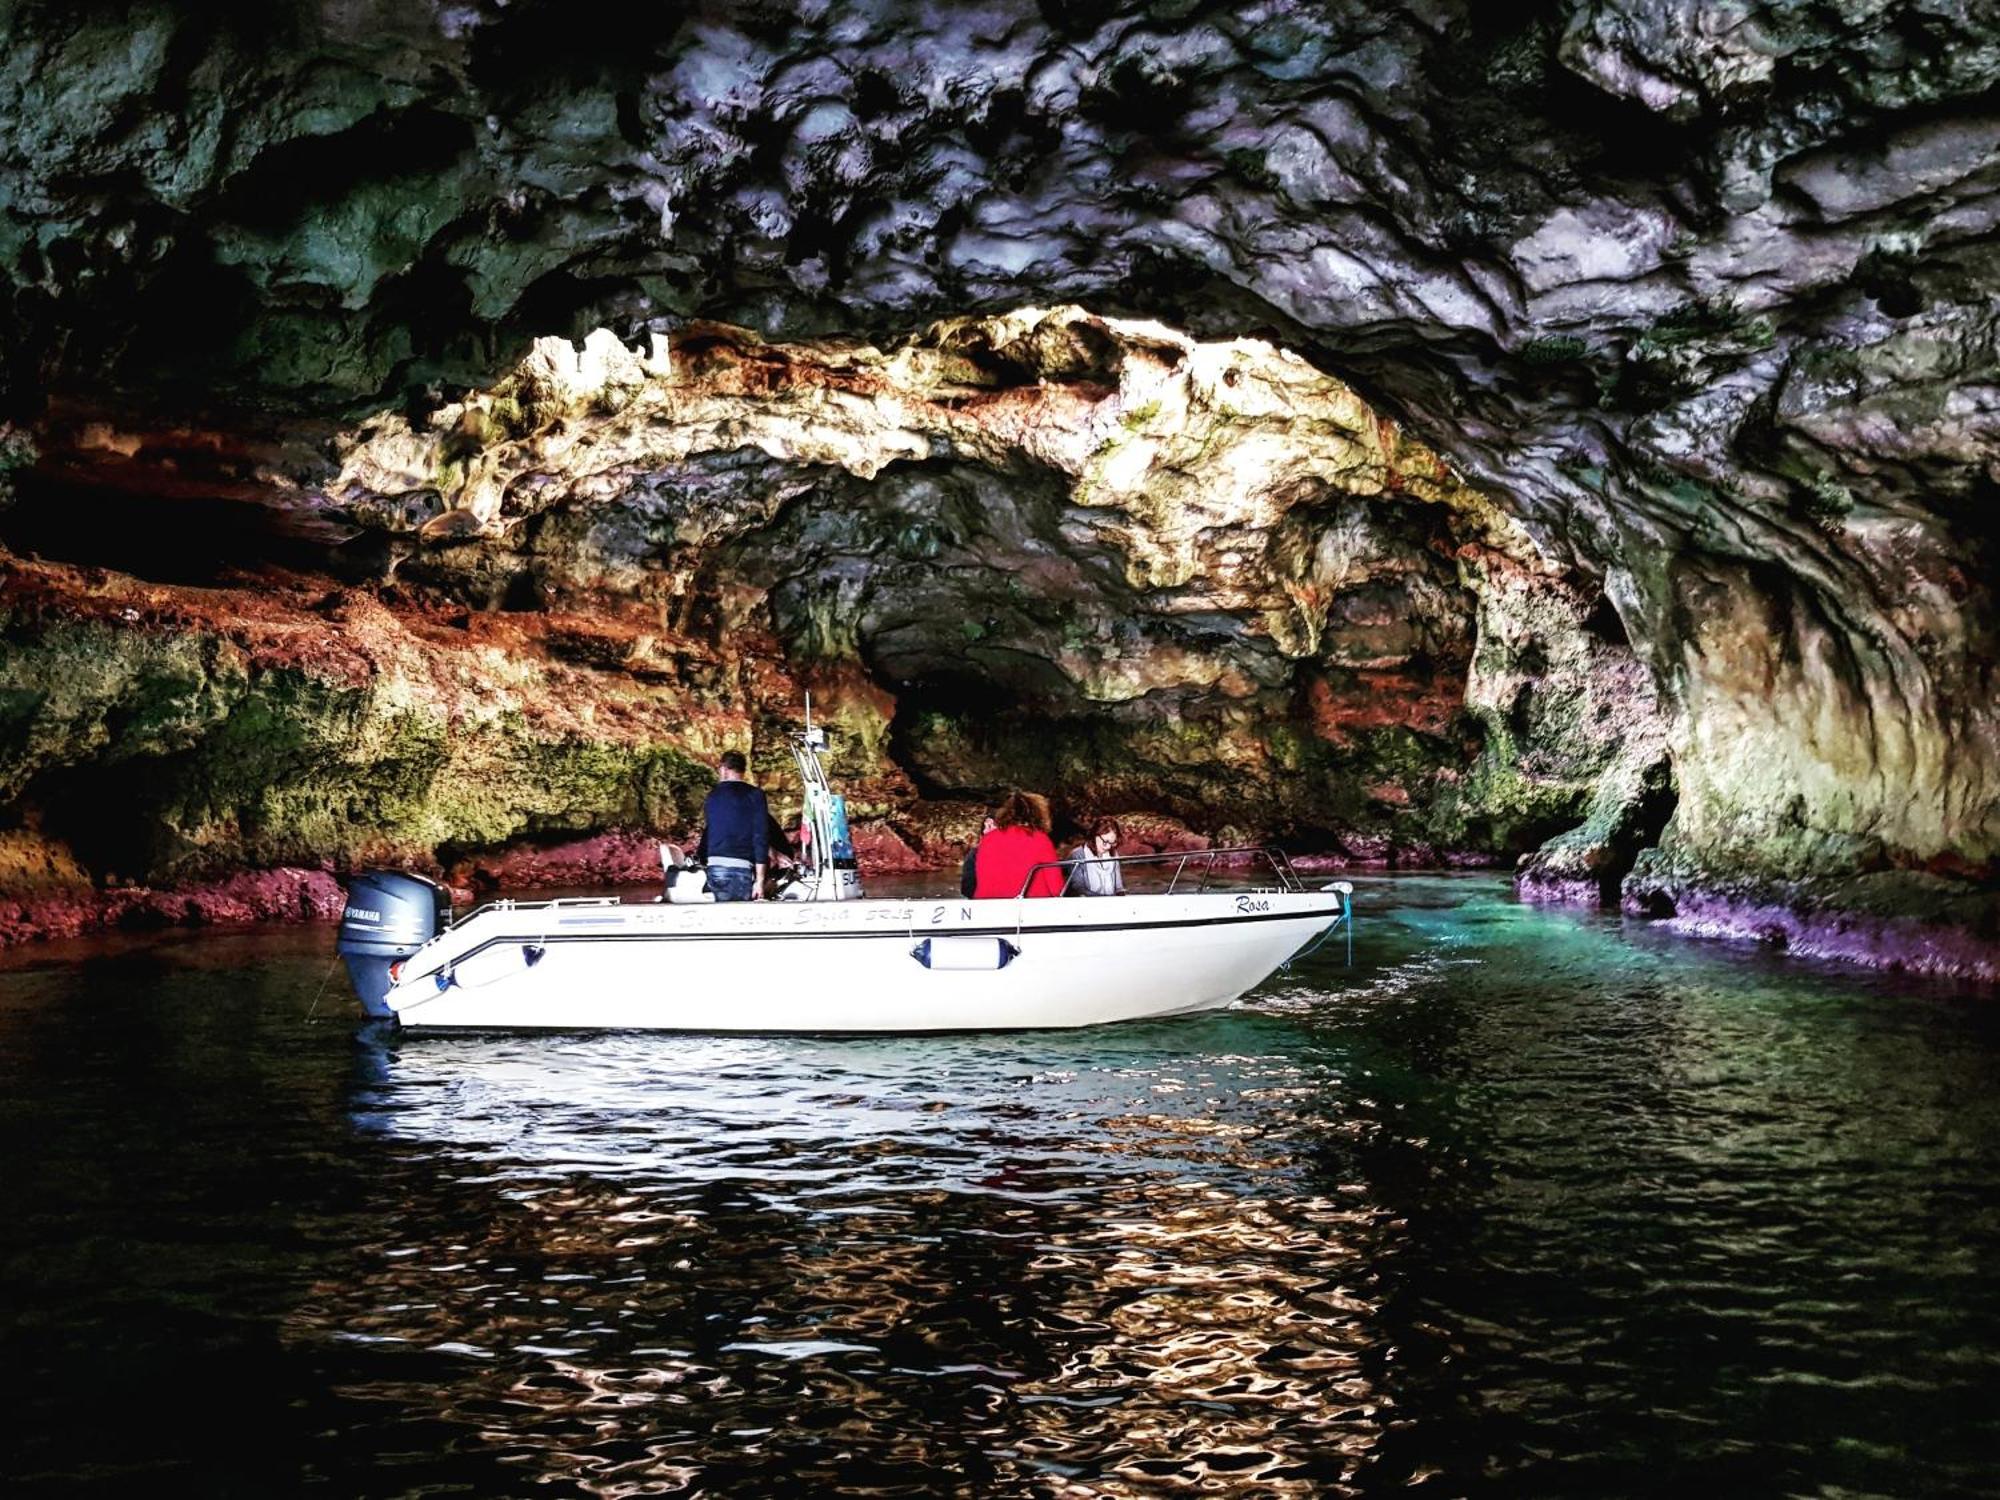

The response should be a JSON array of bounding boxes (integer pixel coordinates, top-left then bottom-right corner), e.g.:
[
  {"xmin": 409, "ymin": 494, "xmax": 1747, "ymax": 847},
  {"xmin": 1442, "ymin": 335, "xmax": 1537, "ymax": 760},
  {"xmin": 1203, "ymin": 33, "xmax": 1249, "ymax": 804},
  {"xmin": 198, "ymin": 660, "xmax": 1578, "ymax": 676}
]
[{"xmin": 911, "ymin": 937, "xmax": 1021, "ymax": 971}]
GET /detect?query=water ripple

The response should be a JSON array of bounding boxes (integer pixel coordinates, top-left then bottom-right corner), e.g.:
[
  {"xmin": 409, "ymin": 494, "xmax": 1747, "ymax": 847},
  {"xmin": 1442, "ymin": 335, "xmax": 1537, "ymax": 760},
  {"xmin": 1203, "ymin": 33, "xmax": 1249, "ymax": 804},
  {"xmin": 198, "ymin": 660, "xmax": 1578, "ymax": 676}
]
[{"xmin": 2, "ymin": 877, "xmax": 1998, "ymax": 1495}]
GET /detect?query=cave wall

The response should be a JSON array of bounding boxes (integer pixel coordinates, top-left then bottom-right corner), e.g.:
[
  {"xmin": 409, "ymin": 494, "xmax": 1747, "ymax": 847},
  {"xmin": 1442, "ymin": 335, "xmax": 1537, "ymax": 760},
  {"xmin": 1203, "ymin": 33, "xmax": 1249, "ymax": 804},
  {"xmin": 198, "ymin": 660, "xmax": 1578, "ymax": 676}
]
[
  {"xmin": 4, "ymin": 309, "xmax": 1649, "ymax": 900},
  {"xmin": 1, "ymin": 1, "xmax": 1996, "ymax": 967},
  {"xmin": 0, "ymin": 564, "xmax": 724, "ymax": 892}
]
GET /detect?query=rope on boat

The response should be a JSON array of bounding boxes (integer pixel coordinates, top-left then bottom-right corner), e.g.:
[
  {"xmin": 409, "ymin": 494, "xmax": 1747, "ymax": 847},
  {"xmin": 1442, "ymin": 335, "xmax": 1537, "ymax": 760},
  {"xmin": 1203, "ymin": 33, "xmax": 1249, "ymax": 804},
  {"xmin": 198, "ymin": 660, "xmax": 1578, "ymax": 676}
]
[
  {"xmin": 302, "ymin": 952, "xmax": 340, "ymax": 1025},
  {"xmin": 1282, "ymin": 898, "xmax": 1353, "ymax": 972}
]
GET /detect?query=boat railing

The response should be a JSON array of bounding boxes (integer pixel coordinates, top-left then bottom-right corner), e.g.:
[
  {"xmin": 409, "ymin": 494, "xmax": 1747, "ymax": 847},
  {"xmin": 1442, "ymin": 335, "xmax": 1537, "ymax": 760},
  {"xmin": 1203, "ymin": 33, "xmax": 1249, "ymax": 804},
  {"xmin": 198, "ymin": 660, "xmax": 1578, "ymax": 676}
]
[
  {"xmin": 452, "ymin": 895, "xmax": 624, "ymax": 928},
  {"xmin": 1016, "ymin": 845, "xmax": 1310, "ymax": 898}
]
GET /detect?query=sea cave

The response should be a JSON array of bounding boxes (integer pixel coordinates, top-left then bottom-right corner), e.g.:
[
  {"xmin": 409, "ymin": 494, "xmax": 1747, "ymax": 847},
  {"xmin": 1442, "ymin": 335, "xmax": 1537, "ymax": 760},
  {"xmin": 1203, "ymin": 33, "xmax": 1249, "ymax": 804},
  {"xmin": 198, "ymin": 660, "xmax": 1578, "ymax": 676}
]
[{"xmin": 6, "ymin": 5, "xmax": 2000, "ymax": 1496}]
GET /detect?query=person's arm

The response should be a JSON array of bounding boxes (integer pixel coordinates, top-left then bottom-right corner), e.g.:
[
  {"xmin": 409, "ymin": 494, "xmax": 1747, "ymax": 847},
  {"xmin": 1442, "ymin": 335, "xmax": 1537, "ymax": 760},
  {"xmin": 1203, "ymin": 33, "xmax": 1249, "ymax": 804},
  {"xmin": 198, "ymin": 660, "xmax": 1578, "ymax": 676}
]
[{"xmin": 750, "ymin": 790, "xmax": 770, "ymax": 899}]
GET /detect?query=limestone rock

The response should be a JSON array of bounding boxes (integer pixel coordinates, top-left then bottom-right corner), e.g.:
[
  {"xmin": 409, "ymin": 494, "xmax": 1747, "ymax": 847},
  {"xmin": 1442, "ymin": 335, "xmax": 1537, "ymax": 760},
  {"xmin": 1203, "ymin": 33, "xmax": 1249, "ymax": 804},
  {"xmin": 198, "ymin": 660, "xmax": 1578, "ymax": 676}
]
[{"xmin": 1, "ymin": 2, "xmax": 1996, "ymax": 967}]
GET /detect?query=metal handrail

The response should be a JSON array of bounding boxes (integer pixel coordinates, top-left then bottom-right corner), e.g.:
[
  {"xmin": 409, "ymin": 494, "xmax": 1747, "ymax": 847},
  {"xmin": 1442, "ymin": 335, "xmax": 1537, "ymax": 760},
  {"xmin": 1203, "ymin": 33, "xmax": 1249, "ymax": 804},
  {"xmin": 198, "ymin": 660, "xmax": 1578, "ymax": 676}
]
[
  {"xmin": 1013, "ymin": 844, "xmax": 1308, "ymax": 898},
  {"xmin": 454, "ymin": 894, "xmax": 623, "ymax": 926}
]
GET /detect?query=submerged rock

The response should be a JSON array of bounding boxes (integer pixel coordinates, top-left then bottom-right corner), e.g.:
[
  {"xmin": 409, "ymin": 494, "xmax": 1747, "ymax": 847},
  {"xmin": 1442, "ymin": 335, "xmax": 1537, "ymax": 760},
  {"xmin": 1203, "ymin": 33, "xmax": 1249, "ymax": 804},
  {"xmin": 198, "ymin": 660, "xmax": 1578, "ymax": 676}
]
[{"xmin": 1621, "ymin": 857, "xmax": 2000, "ymax": 986}]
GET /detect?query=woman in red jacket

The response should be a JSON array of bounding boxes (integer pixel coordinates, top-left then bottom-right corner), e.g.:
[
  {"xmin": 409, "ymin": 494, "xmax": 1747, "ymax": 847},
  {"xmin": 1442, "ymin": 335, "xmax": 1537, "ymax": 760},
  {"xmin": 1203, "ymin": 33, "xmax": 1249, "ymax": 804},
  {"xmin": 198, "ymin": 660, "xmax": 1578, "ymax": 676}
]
[{"xmin": 972, "ymin": 791, "xmax": 1067, "ymax": 899}]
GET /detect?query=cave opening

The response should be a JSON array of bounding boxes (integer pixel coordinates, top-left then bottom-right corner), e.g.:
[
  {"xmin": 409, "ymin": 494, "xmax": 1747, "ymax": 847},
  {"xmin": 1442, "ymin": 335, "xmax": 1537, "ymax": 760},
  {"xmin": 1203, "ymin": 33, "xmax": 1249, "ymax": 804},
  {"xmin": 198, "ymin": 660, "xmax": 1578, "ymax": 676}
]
[
  {"xmin": 883, "ymin": 672, "xmax": 1061, "ymax": 805},
  {"xmin": 12, "ymin": 759, "xmax": 185, "ymax": 892},
  {"xmin": 1582, "ymin": 593, "xmax": 1628, "ymax": 647}
]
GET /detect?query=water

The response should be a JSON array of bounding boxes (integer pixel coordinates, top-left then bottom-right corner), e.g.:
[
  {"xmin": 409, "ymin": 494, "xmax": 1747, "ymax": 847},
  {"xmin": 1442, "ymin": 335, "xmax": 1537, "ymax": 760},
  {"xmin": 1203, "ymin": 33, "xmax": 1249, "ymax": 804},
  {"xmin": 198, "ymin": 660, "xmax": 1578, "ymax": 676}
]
[{"xmin": 2, "ymin": 874, "xmax": 1997, "ymax": 1497}]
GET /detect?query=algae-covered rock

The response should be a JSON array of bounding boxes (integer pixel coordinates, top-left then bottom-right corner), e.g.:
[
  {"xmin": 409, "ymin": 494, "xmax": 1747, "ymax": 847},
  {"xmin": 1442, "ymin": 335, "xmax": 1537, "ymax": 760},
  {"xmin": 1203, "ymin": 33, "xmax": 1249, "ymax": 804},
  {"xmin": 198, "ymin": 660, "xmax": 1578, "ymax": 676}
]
[{"xmin": 0, "ymin": 560, "xmax": 721, "ymax": 887}]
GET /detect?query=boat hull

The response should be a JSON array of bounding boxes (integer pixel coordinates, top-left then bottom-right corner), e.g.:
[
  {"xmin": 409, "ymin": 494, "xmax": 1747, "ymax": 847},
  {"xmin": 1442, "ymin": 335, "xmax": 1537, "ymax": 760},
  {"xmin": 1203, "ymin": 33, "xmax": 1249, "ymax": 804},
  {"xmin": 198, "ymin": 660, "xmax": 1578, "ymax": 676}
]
[{"xmin": 381, "ymin": 892, "xmax": 1345, "ymax": 1033}]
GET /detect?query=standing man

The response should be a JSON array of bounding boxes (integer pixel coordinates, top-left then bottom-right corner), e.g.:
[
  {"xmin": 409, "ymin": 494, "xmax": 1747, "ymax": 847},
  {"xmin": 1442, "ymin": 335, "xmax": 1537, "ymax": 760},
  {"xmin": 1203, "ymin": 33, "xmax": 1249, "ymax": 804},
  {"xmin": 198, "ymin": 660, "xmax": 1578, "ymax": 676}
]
[{"xmin": 695, "ymin": 750, "xmax": 769, "ymax": 902}]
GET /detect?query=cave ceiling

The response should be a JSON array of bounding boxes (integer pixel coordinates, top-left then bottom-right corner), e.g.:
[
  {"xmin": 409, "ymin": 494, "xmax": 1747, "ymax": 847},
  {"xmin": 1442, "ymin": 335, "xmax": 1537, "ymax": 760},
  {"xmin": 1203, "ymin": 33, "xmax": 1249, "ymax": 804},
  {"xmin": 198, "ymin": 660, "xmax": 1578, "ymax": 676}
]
[{"xmin": 2, "ymin": 0, "xmax": 1995, "ymax": 543}]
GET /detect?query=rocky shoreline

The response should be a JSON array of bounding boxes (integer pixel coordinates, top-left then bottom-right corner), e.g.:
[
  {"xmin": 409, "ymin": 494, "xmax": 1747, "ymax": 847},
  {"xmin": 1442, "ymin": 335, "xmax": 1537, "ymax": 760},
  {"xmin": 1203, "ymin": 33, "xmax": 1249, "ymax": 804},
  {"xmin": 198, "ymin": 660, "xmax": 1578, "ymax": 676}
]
[
  {"xmin": 12, "ymin": 828, "xmax": 1989, "ymax": 989},
  {"xmin": 1616, "ymin": 865, "xmax": 2000, "ymax": 987},
  {"xmin": 0, "ymin": 867, "xmax": 346, "ymax": 951}
]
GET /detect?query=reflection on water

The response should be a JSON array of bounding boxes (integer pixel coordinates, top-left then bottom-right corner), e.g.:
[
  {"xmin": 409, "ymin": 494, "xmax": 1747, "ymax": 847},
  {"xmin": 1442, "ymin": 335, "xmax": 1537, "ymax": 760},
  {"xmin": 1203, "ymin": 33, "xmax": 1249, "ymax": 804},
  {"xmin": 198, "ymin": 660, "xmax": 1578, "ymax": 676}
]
[
  {"xmin": 328, "ymin": 1028, "xmax": 1384, "ymax": 1492},
  {"xmin": 2, "ymin": 875, "xmax": 1999, "ymax": 1496}
]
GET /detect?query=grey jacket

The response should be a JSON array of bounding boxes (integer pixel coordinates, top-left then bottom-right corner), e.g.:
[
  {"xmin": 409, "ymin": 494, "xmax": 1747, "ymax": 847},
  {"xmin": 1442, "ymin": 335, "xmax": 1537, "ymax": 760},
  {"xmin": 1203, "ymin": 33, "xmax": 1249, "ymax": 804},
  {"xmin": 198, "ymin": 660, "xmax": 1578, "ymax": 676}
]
[{"xmin": 1066, "ymin": 845, "xmax": 1125, "ymax": 896}]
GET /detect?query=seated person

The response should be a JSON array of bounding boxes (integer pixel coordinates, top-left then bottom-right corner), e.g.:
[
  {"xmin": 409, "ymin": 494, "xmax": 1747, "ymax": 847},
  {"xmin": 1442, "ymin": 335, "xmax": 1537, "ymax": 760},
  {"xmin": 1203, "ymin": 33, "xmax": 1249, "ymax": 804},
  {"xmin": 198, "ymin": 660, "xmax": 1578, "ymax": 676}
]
[
  {"xmin": 1065, "ymin": 818, "xmax": 1126, "ymax": 896},
  {"xmin": 972, "ymin": 792, "xmax": 1066, "ymax": 899},
  {"xmin": 960, "ymin": 808, "xmax": 999, "ymax": 899}
]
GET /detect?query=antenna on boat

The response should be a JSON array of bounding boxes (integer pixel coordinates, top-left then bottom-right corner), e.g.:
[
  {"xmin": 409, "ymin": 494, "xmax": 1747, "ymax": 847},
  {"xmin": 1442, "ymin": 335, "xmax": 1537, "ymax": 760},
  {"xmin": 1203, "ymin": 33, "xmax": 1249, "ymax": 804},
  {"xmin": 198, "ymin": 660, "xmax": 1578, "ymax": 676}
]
[{"xmin": 783, "ymin": 691, "xmax": 859, "ymax": 901}]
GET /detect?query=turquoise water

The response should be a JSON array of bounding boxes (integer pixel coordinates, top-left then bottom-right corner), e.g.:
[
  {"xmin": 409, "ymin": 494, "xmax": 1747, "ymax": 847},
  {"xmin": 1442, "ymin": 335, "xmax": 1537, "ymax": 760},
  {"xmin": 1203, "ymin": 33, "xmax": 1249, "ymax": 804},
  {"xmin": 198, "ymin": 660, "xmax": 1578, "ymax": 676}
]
[{"xmin": 1, "ymin": 874, "xmax": 1996, "ymax": 1495}]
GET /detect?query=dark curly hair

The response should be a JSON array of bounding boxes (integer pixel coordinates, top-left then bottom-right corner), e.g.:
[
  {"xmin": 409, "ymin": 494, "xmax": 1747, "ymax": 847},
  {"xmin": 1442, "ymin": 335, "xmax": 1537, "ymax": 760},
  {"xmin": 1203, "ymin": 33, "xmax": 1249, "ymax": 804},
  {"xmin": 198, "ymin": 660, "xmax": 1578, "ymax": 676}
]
[{"xmin": 995, "ymin": 790, "xmax": 1052, "ymax": 833}]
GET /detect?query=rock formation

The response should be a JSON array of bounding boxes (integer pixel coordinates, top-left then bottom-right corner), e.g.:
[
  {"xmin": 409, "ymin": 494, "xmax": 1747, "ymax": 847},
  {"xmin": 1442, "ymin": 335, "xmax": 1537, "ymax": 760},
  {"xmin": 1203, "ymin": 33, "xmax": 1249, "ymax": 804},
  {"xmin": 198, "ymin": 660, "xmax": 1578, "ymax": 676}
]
[
  {"xmin": 4, "ymin": 311, "xmax": 1639, "ymax": 922},
  {"xmin": 0, "ymin": 1, "xmax": 1993, "ymax": 976}
]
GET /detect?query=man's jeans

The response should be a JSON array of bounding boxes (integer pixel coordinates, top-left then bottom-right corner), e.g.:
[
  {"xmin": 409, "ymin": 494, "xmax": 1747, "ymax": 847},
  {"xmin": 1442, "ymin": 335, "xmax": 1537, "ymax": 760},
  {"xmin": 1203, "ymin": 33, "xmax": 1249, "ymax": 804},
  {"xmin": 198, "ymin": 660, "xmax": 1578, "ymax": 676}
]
[{"xmin": 707, "ymin": 864, "xmax": 755, "ymax": 902}]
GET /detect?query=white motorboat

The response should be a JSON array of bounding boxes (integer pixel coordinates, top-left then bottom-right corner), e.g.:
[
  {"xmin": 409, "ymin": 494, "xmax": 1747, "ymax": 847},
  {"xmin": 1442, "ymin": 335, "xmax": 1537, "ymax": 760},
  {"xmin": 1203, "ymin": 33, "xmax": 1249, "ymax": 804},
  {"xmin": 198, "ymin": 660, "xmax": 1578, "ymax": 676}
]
[
  {"xmin": 341, "ymin": 873, "xmax": 1347, "ymax": 1033},
  {"xmin": 336, "ymin": 717, "xmax": 1351, "ymax": 1033}
]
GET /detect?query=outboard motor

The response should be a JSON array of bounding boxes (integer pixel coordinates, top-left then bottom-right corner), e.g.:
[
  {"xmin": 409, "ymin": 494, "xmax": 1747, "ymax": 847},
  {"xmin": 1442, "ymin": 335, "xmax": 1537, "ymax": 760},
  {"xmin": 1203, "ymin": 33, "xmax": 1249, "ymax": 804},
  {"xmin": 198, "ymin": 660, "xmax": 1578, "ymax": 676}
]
[{"xmin": 336, "ymin": 872, "xmax": 451, "ymax": 1020}]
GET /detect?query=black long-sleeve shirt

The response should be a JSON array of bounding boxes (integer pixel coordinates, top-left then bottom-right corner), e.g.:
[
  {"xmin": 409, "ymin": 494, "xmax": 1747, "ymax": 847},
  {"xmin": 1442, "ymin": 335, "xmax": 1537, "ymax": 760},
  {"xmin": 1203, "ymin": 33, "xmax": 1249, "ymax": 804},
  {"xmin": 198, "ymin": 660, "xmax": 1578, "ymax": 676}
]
[{"xmin": 694, "ymin": 780, "xmax": 769, "ymax": 865}]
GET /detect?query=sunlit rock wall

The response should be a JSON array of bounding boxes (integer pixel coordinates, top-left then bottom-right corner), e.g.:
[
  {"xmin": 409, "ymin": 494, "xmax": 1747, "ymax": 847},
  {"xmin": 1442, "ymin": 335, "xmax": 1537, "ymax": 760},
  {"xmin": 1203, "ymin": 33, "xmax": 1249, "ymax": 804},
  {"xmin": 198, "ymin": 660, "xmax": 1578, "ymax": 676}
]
[{"xmin": 4, "ymin": 311, "xmax": 1649, "ymax": 914}]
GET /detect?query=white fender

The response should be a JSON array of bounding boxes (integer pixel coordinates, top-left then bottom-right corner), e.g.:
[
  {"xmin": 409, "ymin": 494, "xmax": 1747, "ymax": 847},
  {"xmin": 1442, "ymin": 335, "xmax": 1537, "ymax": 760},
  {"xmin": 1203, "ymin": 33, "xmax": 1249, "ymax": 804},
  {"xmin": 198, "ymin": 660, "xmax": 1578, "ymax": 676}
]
[{"xmin": 911, "ymin": 936, "xmax": 1021, "ymax": 971}]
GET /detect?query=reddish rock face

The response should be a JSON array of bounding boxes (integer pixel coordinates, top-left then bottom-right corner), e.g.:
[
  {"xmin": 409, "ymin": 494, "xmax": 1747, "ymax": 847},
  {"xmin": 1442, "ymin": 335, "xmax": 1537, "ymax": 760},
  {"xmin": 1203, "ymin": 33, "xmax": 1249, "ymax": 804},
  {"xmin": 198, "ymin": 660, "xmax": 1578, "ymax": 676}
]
[{"xmin": 0, "ymin": 867, "xmax": 344, "ymax": 950}]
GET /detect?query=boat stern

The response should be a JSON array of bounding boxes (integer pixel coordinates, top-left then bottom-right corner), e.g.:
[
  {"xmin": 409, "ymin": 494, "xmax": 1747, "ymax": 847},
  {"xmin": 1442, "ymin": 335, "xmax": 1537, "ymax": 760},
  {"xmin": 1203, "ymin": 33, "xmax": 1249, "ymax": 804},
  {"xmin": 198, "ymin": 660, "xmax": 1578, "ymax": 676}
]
[{"xmin": 337, "ymin": 873, "xmax": 451, "ymax": 1019}]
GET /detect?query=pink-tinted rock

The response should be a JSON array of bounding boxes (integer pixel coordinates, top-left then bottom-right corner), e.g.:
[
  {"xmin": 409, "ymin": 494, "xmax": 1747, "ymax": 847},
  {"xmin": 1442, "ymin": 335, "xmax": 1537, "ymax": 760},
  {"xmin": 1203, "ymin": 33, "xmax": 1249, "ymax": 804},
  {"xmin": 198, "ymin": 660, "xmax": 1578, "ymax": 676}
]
[
  {"xmin": 1517, "ymin": 872, "xmax": 1608, "ymax": 908},
  {"xmin": 848, "ymin": 821, "xmax": 933, "ymax": 873},
  {"xmin": 1649, "ymin": 896, "xmax": 1999, "ymax": 986},
  {"xmin": 1112, "ymin": 816, "xmax": 1211, "ymax": 857},
  {"xmin": 0, "ymin": 868, "xmax": 344, "ymax": 950},
  {"xmin": 1285, "ymin": 852, "xmax": 1352, "ymax": 874},
  {"xmin": 1620, "ymin": 865, "xmax": 2000, "ymax": 985},
  {"xmin": 454, "ymin": 831, "xmax": 673, "ymax": 891}
]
